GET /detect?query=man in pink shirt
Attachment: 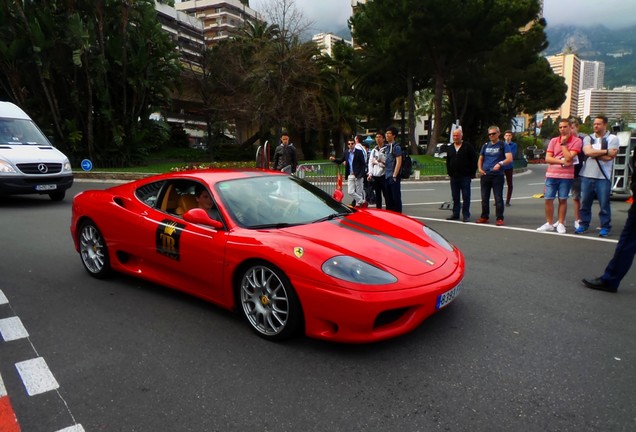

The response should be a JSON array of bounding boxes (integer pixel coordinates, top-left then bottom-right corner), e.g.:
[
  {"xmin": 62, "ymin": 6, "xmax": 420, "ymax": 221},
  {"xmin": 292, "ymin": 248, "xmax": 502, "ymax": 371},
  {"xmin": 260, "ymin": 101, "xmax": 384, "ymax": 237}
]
[{"xmin": 536, "ymin": 118, "xmax": 582, "ymax": 234}]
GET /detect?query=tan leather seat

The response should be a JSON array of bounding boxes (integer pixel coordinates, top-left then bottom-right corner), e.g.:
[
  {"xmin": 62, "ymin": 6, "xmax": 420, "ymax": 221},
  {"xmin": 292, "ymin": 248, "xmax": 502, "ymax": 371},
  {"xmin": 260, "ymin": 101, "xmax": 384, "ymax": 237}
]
[
  {"xmin": 175, "ymin": 194, "xmax": 198, "ymax": 215},
  {"xmin": 161, "ymin": 185, "xmax": 179, "ymax": 212}
]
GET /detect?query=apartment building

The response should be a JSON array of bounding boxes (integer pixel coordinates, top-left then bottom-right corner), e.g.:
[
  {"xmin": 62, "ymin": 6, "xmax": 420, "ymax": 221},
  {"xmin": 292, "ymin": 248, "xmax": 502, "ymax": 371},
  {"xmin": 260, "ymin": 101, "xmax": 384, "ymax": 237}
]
[
  {"xmin": 156, "ymin": 2, "xmax": 206, "ymax": 69},
  {"xmin": 312, "ymin": 33, "xmax": 352, "ymax": 57},
  {"xmin": 175, "ymin": 0, "xmax": 258, "ymax": 46},
  {"xmin": 578, "ymin": 86, "xmax": 636, "ymax": 121},
  {"xmin": 544, "ymin": 53, "xmax": 581, "ymax": 119}
]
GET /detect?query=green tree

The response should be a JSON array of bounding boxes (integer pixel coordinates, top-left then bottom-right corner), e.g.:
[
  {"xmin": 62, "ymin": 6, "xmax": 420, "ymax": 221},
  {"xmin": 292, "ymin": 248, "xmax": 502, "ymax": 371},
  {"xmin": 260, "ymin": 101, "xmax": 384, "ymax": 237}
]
[
  {"xmin": 350, "ymin": 0, "xmax": 566, "ymax": 151},
  {"xmin": 0, "ymin": 0, "xmax": 181, "ymax": 166}
]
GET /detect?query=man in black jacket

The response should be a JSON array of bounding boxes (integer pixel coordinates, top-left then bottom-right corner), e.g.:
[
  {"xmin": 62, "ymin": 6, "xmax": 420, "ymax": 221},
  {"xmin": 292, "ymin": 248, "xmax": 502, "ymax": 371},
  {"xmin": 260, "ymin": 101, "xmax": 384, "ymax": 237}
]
[
  {"xmin": 330, "ymin": 138, "xmax": 367, "ymax": 207},
  {"xmin": 272, "ymin": 132, "xmax": 298, "ymax": 173},
  {"xmin": 582, "ymin": 154, "xmax": 636, "ymax": 293},
  {"xmin": 445, "ymin": 129, "xmax": 478, "ymax": 222}
]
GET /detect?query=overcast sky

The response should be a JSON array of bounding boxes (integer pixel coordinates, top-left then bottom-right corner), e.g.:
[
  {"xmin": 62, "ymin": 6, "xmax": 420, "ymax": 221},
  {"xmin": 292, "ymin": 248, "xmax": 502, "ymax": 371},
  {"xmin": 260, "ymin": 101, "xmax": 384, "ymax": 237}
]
[{"xmin": 277, "ymin": 0, "xmax": 636, "ymax": 34}]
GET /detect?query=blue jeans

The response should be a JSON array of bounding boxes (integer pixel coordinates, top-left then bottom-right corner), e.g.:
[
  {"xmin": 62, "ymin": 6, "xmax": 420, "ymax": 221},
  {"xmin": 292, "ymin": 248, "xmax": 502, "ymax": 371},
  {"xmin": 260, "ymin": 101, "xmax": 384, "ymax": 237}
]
[
  {"xmin": 384, "ymin": 176, "xmax": 402, "ymax": 213},
  {"xmin": 450, "ymin": 176, "xmax": 471, "ymax": 219},
  {"xmin": 602, "ymin": 204, "xmax": 636, "ymax": 289},
  {"xmin": 580, "ymin": 176, "xmax": 612, "ymax": 230},
  {"xmin": 480, "ymin": 174, "xmax": 505, "ymax": 220}
]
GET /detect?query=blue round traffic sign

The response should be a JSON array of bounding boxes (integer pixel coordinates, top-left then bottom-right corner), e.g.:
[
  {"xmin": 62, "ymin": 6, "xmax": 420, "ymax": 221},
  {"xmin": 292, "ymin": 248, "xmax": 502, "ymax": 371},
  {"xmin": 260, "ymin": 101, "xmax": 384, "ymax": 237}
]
[{"xmin": 81, "ymin": 159, "xmax": 93, "ymax": 171}]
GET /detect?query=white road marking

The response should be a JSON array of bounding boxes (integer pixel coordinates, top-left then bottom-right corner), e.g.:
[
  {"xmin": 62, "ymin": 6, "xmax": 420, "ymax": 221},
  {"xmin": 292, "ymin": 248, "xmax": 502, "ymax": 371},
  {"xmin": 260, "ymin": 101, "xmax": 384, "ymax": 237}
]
[
  {"xmin": 15, "ymin": 357, "xmax": 60, "ymax": 396},
  {"xmin": 413, "ymin": 216, "xmax": 619, "ymax": 243},
  {"xmin": 0, "ymin": 317, "xmax": 29, "ymax": 342},
  {"xmin": 0, "ymin": 290, "xmax": 8, "ymax": 305},
  {"xmin": 56, "ymin": 425, "xmax": 86, "ymax": 432},
  {"xmin": 0, "ymin": 372, "xmax": 7, "ymax": 397}
]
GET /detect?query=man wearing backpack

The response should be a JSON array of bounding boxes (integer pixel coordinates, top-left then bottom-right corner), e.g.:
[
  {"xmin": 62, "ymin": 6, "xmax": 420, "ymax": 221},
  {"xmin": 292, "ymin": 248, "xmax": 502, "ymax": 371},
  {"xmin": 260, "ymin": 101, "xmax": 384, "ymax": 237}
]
[
  {"xmin": 476, "ymin": 126, "xmax": 513, "ymax": 226},
  {"xmin": 384, "ymin": 126, "xmax": 403, "ymax": 213},
  {"xmin": 575, "ymin": 115, "xmax": 620, "ymax": 237}
]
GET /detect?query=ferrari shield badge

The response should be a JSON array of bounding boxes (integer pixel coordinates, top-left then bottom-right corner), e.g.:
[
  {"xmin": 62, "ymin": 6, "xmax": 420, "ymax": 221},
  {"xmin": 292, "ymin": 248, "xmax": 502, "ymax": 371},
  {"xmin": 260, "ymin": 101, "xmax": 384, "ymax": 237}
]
[{"xmin": 294, "ymin": 247, "xmax": 304, "ymax": 258}]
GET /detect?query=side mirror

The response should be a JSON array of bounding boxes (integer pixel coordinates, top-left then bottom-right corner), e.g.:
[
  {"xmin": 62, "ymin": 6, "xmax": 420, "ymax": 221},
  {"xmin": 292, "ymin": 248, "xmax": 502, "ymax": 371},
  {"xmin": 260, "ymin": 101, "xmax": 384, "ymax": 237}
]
[{"xmin": 183, "ymin": 208, "xmax": 223, "ymax": 229}]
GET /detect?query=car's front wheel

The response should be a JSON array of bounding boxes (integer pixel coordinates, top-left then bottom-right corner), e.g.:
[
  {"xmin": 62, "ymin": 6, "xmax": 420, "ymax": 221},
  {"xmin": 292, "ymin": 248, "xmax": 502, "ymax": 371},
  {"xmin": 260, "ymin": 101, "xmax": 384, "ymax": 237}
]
[
  {"xmin": 237, "ymin": 263, "xmax": 303, "ymax": 341},
  {"xmin": 78, "ymin": 220, "xmax": 111, "ymax": 279}
]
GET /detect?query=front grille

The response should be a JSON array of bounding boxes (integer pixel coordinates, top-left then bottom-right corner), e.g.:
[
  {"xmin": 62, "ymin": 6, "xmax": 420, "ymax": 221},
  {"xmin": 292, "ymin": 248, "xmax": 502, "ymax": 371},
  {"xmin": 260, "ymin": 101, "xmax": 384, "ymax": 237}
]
[{"xmin": 16, "ymin": 163, "xmax": 63, "ymax": 174}]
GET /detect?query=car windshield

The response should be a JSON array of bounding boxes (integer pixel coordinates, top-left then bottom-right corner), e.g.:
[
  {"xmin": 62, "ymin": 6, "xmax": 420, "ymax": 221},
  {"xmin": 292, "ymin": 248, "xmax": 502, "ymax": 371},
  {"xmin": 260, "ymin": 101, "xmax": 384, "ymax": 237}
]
[
  {"xmin": 0, "ymin": 118, "xmax": 50, "ymax": 145},
  {"xmin": 215, "ymin": 175, "xmax": 352, "ymax": 228}
]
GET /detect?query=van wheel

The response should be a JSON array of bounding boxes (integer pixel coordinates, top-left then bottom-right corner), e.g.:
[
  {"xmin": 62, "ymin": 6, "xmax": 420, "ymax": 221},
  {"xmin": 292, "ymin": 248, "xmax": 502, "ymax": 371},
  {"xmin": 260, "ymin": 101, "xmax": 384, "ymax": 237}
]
[{"xmin": 49, "ymin": 191, "xmax": 65, "ymax": 201}]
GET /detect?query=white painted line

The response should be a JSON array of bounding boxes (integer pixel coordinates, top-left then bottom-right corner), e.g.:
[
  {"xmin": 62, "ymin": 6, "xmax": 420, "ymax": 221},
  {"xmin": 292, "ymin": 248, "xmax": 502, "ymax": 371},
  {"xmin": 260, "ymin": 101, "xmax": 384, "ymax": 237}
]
[
  {"xmin": 0, "ymin": 290, "xmax": 8, "ymax": 305},
  {"xmin": 0, "ymin": 317, "xmax": 29, "ymax": 342},
  {"xmin": 414, "ymin": 216, "xmax": 619, "ymax": 243},
  {"xmin": 0, "ymin": 372, "xmax": 7, "ymax": 397},
  {"xmin": 15, "ymin": 357, "xmax": 60, "ymax": 396},
  {"xmin": 56, "ymin": 425, "xmax": 86, "ymax": 432}
]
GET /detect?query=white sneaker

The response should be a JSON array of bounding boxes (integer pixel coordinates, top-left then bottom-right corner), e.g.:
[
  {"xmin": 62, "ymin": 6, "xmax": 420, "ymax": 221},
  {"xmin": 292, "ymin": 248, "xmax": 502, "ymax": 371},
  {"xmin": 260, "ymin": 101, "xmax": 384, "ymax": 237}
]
[
  {"xmin": 553, "ymin": 220, "xmax": 566, "ymax": 228},
  {"xmin": 556, "ymin": 223, "xmax": 566, "ymax": 234},
  {"xmin": 537, "ymin": 222, "xmax": 555, "ymax": 232},
  {"xmin": 574, "ymin": 220, "xmax": 580, "ymax": 229}
]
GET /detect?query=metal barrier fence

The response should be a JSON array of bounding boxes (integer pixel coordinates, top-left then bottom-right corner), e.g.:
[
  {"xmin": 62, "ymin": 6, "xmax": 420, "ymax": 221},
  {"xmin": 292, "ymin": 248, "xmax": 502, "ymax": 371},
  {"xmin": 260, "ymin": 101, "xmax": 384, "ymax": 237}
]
[{"xmin": 294, "ymin": 163, "xmax": 340, "ymax": 196}]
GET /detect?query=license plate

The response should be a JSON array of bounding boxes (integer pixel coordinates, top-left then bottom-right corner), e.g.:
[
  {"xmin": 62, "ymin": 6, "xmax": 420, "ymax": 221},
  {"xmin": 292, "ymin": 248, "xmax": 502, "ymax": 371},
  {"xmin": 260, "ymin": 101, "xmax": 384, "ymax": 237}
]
[
  {"xmin": 436, "ymin": 282, "xmax": 462, "ymax": 310},
  {"xmin": 35, "ymin": 184, "xmax": 57, "ymax": 191}
]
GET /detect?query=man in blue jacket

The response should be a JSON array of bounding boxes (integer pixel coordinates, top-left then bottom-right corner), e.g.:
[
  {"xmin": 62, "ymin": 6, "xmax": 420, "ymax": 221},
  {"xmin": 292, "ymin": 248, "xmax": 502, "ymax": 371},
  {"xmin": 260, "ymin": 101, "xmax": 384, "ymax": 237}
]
[{"xmin": 330, "ymin": 137, "xmax": 367, "ymax": 207}]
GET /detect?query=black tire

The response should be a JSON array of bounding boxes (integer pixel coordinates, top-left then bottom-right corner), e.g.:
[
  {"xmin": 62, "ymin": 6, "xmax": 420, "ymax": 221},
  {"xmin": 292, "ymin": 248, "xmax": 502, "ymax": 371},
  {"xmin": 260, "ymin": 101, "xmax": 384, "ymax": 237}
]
[
  {"xmin": 237, "ymin": 263, "xmax": 303, "ymax": 341},
  {"xmin": 78, "ymin": 220, "xmax": 111, "ymax": 279},
  {"xmin": 49, "ymin": 190, "xmax": 65, "ymax": 201}
]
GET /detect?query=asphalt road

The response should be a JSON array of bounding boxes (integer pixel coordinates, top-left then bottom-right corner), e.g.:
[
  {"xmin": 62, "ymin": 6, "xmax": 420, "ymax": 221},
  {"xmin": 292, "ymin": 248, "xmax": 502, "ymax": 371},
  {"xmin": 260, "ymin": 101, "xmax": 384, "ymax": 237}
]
[{"xmin": 0, "ymin": 166, "xmax": 635, "ymax": 432}]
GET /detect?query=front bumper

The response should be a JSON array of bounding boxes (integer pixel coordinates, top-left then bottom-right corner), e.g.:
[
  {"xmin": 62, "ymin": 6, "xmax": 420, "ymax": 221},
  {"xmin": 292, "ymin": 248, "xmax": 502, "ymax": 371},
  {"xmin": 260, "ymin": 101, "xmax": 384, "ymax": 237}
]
[{"xmin": 0, "ymin": 174, "xmax": 74, "ymax": 196}]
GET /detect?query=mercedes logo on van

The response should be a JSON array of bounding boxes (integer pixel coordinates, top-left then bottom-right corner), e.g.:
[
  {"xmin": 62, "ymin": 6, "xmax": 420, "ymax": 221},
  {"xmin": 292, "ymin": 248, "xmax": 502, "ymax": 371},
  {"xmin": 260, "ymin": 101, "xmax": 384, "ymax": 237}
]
[{"xmin": 38, "ymin": 163, "xmax": 48, "ymax": 173}]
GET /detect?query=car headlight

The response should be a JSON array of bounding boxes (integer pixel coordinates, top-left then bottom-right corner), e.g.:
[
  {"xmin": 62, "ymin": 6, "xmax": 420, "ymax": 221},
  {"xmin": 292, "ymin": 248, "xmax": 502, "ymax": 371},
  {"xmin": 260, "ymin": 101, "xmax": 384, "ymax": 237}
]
[
  {"xmin": 322, "ymin": 256, "xmax": 397, "ymax": 285},
  {"xmin": 62, "ymin": 158, "xmax": 72, "ymax": 173},
  {"xmin": 423, "ymin": 226, "xmax": 454, "ymax": 252},
  {"xmin": 0, "ymin": 160, "xmax": 17, "ymax": 174}
]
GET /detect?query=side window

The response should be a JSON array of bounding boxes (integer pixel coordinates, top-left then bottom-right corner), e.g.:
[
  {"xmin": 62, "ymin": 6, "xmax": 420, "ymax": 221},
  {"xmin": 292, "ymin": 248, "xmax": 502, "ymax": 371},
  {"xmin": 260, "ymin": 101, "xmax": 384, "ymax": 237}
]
[{"xmin": 135, "ymin": 180, "xmax": 165, "ymax": 208}]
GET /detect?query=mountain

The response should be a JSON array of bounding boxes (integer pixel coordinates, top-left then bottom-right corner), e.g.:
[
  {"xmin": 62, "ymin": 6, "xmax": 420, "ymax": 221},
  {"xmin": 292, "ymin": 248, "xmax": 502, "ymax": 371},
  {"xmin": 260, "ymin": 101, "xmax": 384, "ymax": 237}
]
[{"xmin": 545, "ymin": 24, "xmax": 636, "ymax": 88}]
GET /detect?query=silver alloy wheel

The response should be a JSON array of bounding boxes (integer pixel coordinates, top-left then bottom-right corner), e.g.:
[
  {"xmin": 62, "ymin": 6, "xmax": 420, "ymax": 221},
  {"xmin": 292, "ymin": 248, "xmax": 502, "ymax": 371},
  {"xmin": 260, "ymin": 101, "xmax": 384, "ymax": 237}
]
[
  {"xmin": 79, "ymin": 222, "xmax": 108, "ymax": 276},
  {"xmin": 240, "ymin": 265, "xmax": 290, "ymax": 337}
]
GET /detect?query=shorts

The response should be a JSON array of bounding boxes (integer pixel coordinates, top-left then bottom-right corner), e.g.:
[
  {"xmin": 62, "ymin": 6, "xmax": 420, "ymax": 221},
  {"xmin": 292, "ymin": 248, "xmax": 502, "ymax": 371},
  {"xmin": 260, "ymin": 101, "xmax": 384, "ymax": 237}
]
[
  {"xmin": 544, "ymin": 177, "xmax": 573, "ymax": 200},
  {"xmin": 570, "ymin": 176, "xmax": 581, "ymax": 199}
]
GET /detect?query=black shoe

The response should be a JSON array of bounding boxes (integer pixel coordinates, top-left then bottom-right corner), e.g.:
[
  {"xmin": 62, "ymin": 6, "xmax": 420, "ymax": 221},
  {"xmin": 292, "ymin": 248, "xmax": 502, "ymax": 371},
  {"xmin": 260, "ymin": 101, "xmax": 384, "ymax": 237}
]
[
  {"xmin": 462, "ymin": 217, "xmax": 470, "ymax": 223},
  {"xmin": 446, "ymin": 215, "xmax": 460, "ymax": 220},
  {"xmin": 505, "ymin": 202, "xmax": 511, "ymax": 207},
  {"xmin": 582, "ymin": 277, "xmax": 617, "ymax": 293}
]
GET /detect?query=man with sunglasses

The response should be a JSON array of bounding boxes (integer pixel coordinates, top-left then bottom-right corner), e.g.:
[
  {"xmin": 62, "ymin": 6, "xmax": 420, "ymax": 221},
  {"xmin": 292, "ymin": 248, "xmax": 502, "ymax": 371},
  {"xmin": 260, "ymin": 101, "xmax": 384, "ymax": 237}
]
[
  {"xmin": 330, "ymin": 138, "xmax": 367, "ymax": 207},
  {"xmin": 476, "ymin": 126, "xmax": 513, "ymax": 226}
]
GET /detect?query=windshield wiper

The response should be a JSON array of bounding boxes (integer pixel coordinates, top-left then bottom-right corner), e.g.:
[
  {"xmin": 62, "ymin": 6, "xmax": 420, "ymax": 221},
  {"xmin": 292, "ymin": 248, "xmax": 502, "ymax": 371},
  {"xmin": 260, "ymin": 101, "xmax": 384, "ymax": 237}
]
[{"xmin": 313, "ymin": 212, "xmax": 346, "ymax": 223}]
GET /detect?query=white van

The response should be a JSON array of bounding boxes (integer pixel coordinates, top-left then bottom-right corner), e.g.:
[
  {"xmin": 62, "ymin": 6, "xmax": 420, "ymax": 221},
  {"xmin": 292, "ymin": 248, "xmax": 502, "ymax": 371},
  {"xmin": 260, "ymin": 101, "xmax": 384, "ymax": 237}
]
[{"xmin": 0, "ymin": 102, "xmax": 73, "ymax": 201}]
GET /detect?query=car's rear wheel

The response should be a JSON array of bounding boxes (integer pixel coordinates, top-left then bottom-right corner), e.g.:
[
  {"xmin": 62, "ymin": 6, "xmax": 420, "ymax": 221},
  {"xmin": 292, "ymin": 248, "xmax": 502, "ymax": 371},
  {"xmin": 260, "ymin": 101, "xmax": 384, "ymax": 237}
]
[
  {"xmin": 237, "ymin": 263, "xmax": 302, "ymax": 341},
  {"xmin": 78, "ymin": 220, "xmax": 111, "ymax": 278},
  {"xmin": 49, "ymin": 190, "xmax": 65, "ymax": 201}
]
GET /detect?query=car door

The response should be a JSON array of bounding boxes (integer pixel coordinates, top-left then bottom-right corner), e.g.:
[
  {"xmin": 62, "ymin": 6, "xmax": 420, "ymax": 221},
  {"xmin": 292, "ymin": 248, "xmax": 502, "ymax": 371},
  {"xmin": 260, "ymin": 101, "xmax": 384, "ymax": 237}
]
[{"xmin": 136, "ymin": 179, "xmax": 230, "ymax": 306}]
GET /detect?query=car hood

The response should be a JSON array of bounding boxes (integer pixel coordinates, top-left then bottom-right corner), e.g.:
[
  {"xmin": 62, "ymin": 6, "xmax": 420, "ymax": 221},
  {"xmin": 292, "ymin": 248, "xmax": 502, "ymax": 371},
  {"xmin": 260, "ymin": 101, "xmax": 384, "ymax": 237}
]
[
  {"xmin": 280, "ymin": 211, "xmax": 450, "ymax": 277},
  {"xmin": 0, "ymin": 144, "xmax": 68, "ymax": 163}
]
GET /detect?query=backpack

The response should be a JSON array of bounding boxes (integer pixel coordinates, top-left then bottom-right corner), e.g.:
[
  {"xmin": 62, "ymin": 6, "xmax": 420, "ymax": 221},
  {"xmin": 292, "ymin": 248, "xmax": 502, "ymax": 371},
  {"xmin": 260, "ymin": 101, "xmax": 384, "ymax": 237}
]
[{"xmin": 391, "ymin": 143, "xmax": 413, "ymax": 179}]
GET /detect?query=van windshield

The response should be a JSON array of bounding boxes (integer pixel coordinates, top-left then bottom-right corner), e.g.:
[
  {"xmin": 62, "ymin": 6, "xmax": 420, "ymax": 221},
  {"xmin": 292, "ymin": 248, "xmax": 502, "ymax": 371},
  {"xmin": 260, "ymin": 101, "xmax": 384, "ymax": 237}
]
[{"xmin": 0, "ymin": 118, "xmax": 50, "ymax": 145}]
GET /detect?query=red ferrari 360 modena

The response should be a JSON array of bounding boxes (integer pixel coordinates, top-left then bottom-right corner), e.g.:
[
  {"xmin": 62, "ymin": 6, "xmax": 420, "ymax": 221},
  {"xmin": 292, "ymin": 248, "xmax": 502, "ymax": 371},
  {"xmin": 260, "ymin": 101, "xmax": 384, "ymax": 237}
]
[{"xmin": 70, "ymin": 169, "xmax": 465, "ymax": 343}]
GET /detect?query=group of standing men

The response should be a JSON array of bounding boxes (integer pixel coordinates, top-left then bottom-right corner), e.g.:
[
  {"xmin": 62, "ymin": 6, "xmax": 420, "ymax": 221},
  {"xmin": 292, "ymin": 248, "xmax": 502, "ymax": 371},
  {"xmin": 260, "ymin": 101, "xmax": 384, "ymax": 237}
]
[
  {"xmin": 445, "ymin": 126, "xmax": 515, "ymax": 225},
  {"xmin": 330, "ymin": 126, "xmax": 404, "ymax": 213}
]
